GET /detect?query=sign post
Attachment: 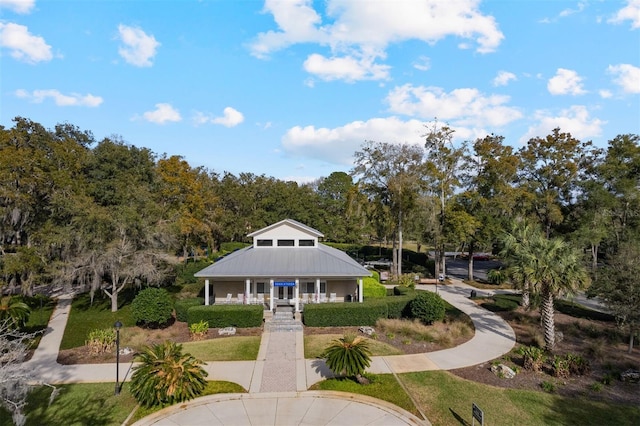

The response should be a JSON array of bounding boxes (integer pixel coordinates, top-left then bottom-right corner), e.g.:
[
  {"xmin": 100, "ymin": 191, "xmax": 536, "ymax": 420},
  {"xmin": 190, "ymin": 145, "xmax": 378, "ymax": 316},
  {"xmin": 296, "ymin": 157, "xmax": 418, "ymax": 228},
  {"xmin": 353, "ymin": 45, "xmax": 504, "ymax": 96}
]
[{"xmin": 472, "ymin": 403, "xmax": 484, "ymax": 426}]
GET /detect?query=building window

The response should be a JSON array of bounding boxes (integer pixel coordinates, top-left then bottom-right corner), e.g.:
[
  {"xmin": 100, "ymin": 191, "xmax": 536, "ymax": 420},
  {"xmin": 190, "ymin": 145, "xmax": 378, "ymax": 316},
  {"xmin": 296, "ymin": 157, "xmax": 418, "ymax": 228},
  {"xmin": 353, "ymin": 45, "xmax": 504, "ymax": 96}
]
[
  {"xmin": 257, "ymin": 239, "xmax": 273, "ymax": 246},
  {"xmin": 299, "ymin": 239, "xmax": 315, "ymax": 247},
  {"xmin": 304, "ymin": 281, "xmax": 326, "ymax": 293},
  {"xmin": 257, "ymin": 282, "xmax": 265, "ymax": 294},
  {"xmin": 277, "ymin": 239, "xmax": 295, "ymax": 246}
]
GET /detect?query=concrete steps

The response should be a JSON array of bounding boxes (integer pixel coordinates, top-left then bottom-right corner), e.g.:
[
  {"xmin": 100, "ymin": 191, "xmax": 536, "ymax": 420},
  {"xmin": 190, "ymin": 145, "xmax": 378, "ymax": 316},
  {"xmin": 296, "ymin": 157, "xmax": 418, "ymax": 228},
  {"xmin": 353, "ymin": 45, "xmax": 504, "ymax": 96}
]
[{"xmin": 266, "ymin": 307, "xmax": 303, "ymax": 332}]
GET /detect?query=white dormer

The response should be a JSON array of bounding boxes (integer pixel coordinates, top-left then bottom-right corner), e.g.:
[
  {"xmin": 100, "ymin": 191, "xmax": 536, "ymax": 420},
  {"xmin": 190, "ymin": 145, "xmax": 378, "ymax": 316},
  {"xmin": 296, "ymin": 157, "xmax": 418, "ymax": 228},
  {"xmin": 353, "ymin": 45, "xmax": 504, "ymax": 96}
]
[{"xmin": 247, "ymin": 218, "xmax": 323, "ymax": 248}]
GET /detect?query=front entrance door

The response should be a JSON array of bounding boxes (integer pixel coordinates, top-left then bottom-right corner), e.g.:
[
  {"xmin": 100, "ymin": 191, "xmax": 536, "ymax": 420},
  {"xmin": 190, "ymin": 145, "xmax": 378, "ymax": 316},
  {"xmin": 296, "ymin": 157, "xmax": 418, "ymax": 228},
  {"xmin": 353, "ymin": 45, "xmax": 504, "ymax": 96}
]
[{"xmin": 277, "ymin": 286, "xmax": 291, "ymax": 302}]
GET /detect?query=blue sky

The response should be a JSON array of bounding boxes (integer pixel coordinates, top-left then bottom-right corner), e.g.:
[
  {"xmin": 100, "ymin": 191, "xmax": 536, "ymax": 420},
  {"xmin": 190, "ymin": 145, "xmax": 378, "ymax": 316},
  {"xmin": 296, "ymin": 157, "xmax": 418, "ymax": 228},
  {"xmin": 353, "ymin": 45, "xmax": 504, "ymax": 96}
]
[{"xmin": 2, "ymin": 0, "xmax": 639, "ymax": 183}]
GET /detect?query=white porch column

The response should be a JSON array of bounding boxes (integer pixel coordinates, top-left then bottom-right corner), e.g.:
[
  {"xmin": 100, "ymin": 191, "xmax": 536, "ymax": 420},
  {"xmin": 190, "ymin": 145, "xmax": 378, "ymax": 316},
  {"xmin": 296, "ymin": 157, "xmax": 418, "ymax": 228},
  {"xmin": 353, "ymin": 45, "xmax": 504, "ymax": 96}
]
[
  {"xmin": 358, "ymin": 278, "xmax": 363, "ymax": 303},
  {"xmin": 204, "ymin": 279, "xmax": 210, "ymax": 306},
  {"xmin": 294, "ymin": 279, "xmax": 300, "ymax": 312},
  {"xmin": 245, "ymin": 279, "xmax": 251, "ymax": 304},
  {"xmin": 315, "ymin": 278, "xmax": 320, "ymax": 303},
  {"xmin": 269, "ymin": 279, "xmax": 274, "ymax": 311}
]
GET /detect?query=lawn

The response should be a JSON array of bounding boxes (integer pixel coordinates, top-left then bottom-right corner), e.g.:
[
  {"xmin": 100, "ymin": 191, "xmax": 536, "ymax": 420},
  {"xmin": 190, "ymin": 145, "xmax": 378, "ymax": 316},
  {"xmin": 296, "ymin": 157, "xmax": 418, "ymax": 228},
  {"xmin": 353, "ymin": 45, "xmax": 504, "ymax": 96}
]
[
  {"xmin": 60, "ymin": 291, "xmax": 136, "ymax": 350},
  {"xmin": 182, "ymin": 336, "xmax": 261, "ymax": 361},
  {"xmin": 304, "ymin": 334, "xmax": 403, "ymax": 358},
  {"xmin": 0, "ymin": 381, "xmax": 246, "ymax": 426},
  {"xmin": 398, "ymin": 370, "xmax": 640, "ymax": 426},
  {"xmin": 309, "ymin": 374, "xmax": 421, "ymax": 418}
]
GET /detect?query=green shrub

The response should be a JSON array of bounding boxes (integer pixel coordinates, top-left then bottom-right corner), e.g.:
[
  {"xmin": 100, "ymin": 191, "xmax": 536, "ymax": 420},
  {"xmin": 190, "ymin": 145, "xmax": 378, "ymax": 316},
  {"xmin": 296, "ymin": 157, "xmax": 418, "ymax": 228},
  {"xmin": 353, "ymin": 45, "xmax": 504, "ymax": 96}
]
[
  {"xmin": 85, "ymin": 328, "xmax": 116, "ymax": 355},
  {"xmin": 175, "ymin": 298, "xmax": 204, "ymax": 322},
  {"xmin": 518, "ymin": 345, "xmax": 546, "ymax": 372},
  {"xmin": 187, "ymin": 304, "xmax": 263, "ymax": 328},
  {"xmin": 363, "ymin": 277, "xmax": 386, "ymax": 298},
  {"xmin": 385, "ymin": 295, "xmax": 415, "ymax": 319},
  {"xmin": 541, "ymin": 380, "xmax": 556, "ymax": 393},
  {"xmin": 131, "ymin": 287, "xmax": 174, "ymax": 327},
  {"xmin": 409, "ymin": 291, "xmax": 446, "ymax": 324},
  {"xmin": 394, "ymin": 286, "xmax": 410, "ymax": 296},
  {"xmin": 369, "ymin": 270, "xmax": 380, "ymax": 282},
  {"xmin": 189, "ymin": 320, "xmax": 209, "ymax": 341},
  {"xmin": 303, "ymin": 300, "xmax": 388, "ymax": 326},
  {"xmin": 552, "ymin": 355, "xmax": 570, "ymax": 379},
  {"xmin": 487, "ymin": 268, "xmax": 507, "ymax": 285},
  {"xmin": 566, "ymin": 353, "xmax": 590, "ymax": 375}
]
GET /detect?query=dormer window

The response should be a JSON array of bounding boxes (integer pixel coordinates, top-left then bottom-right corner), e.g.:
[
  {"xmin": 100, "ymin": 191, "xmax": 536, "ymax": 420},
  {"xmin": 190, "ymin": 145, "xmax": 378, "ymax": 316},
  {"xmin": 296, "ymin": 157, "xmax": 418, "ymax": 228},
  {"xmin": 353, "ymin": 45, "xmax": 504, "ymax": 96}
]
[
  {"xmin": 299, "ymin": 239, "xmax": 315, "ymax": 247},
  {"xmin": 257, "ymin": 239, "xmax": 273, "ymax": 247},
  {"xmin": 277, "ymin": 239, "xmax": 295, "ymax": 247}
]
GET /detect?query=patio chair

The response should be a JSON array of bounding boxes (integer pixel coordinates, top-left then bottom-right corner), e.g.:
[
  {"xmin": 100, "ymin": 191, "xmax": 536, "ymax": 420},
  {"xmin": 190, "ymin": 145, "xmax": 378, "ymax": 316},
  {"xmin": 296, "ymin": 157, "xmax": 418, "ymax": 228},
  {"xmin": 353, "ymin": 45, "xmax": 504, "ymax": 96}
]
[
  {"xmin": 302, "ymin": 293, "xmax": 309, "ymax": 304},
  {"xmin": 319, "ymin": 293, "xmax": 327, "ymax": 303},
  {"xmin": 257, "ymin": 293, "xmax": 265, "ymax": 305},
  {"xmin": 237, "ymin": 293, "xmax": 244, "ymax": 304},
  {"xmin": 329, "ymin": 293, "xmax": 337, "ymax": 303},
  {"xmin": 225, "ymin": 293, "xmax": 232, "ymax": 304}
]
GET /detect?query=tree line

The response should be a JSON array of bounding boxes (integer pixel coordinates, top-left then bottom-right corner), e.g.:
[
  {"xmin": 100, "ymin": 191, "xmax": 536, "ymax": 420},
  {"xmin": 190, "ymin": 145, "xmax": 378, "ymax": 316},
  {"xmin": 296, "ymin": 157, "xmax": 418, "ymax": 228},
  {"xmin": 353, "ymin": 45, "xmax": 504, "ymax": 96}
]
[{"xmin": 1, "ymin": 117, "xmax": 639, "ymax": 311}]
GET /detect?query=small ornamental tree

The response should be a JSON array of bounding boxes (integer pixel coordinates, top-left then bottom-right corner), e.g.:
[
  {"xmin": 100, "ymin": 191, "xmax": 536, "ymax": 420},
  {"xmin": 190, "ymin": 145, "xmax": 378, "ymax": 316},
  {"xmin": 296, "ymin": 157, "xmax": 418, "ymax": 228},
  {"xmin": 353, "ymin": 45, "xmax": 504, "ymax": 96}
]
[
  {"xmin": 129, "ymin": 341, "xmax": 208, "ymax": 408},
  {"xmin": 322, "ymin": 334, "xmax": 372, "ymax": 384},
  {"xmin": 410, "ymin": 291, "xmax": 446, "ymax": 324},
  {"xmin": 131, "ymin": 287, "xmax": 174, "ymax": 327}
]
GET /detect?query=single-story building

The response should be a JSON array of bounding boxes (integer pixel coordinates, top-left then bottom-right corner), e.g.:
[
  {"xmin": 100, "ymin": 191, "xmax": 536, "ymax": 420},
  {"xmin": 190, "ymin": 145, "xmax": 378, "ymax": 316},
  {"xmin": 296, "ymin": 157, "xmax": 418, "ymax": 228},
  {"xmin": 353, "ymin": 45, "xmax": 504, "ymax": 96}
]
[{"xmin": 194, "ymin": 219, "xmax": 371, "ymax": 312}]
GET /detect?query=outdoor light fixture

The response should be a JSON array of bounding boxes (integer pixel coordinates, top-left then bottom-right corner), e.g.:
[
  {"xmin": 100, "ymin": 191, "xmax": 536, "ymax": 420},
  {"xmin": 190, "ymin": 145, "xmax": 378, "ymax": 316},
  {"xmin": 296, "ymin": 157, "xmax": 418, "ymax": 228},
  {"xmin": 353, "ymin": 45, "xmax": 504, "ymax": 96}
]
[{"xmin": 114, "ymin": 320, "xmax": 123, "ymax": 395}]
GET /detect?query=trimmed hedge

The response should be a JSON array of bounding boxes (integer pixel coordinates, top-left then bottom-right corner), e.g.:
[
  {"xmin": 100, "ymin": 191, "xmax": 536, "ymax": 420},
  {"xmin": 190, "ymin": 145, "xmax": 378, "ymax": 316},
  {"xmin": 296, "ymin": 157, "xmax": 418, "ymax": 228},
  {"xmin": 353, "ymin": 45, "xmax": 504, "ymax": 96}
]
[
  {"xmin": 410, "ymin": 291, "xmax": 446, "ymax": 324},
  {"xmin": 386, "ymin": 295, "xmax": 415, "ymax": 319},
  {"xmin": 363, "ymin": 277, "xmax": 387, "ymax": 298},
  {"xmin": 186, "ymin": 304, "xmax": 263, "ymax": 328},
  {"xmin": 303, "ymin": 300, "xmax": 389, "ymax": 326},
  {"xmin": 175, "ymin": 298, "xmax": 204, "ymax": 322}
]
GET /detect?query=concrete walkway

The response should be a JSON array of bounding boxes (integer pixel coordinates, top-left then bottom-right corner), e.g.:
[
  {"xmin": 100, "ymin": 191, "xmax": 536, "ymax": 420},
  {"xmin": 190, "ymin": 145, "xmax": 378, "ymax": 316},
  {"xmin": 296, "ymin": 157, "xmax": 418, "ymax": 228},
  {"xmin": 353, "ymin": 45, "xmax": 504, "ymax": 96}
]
[{"xmin": 26, "ymin": 280, "xmax": 517, "ymax": 425}]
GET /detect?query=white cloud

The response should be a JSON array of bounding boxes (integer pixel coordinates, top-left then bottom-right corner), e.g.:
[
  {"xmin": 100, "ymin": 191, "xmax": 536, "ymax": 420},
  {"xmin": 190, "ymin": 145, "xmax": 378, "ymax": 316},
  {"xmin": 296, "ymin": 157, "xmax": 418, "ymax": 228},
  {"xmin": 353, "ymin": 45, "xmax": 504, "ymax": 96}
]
[
  {"xmin": 141, "ymin": 103, "xmax": 181, "ymax": 124},
  {"xmin": 0, "ymin": 22, "xmax": 52, "ymax": 63},
  {"xmin": 0, "ymin": 0, "xmax": 35, "ymax": 14},
  {"xmin": 386, "ymin": 84, "xmax": 523, "ymax": 128},
  {"xmin": 519, "ymin": 105, "xmax": 605, "ymax": 143},
  {"xmin": 413, "ymin": 55, "xmax": 431, "ymax": 71},
  {"xmin": 608, "ymin": 0, "xmax": 640, "ymax": 29},
  {"xmin": 303, "ymin": 52, "xmax": 390, "ymax": 82},
  {"xmin": 493, "ymin": 70, "xmax": 517, "ymax": 86},
  {"xmin": 282, "ymin": 116, "xmax": 425, "ymax": 165},
  {"xmin": 193, "ymin": 107, "xmax": 244, "ymax": 127},
  {"xmin": 547, "ymin": 68, "xmax": 586, "ymax": 95},
  {"xmin": 250, "ymin": 0, "xmax": 503, "ymax": 82},
  {"xmin": 559, "ymin": 2, "xmax": 586, "ymax": 18},
  {"xmin": 599, "ymin": 89, "xmax": 613, "ymax": 98},
  {"xmin": 15, "ymin": 89, "xmax": 103, "ymax": 107},
  {"xmin": 117, "ymin": 24, "xmax": 160, "ymax": 67},
  {"xmin": 607, "ymin": 63, "xmax": 640, "ymax": 94},
  {"xmin": 213, "ymin": 107, "xmax": 244, "ymax": 127}
]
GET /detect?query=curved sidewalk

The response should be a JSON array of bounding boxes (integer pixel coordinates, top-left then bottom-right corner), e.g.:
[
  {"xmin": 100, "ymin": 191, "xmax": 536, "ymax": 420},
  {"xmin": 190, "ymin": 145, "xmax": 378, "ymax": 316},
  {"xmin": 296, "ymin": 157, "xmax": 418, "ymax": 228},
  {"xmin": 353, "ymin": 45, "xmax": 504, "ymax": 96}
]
[{"xmin": 305, "ymin": 279, "xmax": 516, "ymax": 386}]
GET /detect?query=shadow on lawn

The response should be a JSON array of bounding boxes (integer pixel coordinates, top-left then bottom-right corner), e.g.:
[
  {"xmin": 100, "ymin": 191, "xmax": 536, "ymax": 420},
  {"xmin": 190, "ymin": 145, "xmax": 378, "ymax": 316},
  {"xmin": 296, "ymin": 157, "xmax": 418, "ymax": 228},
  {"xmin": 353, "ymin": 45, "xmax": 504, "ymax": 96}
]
[{"xmin": 449, "ymin": 407, "xmax": 470, "ymax": 425}]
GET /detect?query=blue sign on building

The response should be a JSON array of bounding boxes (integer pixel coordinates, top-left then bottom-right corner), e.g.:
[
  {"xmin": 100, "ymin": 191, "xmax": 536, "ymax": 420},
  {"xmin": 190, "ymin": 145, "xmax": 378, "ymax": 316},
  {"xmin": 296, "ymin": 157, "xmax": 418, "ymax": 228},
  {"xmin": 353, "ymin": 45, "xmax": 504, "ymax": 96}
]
[{"xmin": 274, "ymin": 281, "xmax": 296, "ymax": 287}]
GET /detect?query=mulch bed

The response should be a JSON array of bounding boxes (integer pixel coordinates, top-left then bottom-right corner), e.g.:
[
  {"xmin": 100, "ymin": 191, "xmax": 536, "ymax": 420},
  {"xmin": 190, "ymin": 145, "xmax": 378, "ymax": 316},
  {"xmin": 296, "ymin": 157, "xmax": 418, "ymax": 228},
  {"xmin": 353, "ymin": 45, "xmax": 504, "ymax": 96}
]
[{"xmin": 450, "ymin": 307, "xmax": 640, "ymax": 405}]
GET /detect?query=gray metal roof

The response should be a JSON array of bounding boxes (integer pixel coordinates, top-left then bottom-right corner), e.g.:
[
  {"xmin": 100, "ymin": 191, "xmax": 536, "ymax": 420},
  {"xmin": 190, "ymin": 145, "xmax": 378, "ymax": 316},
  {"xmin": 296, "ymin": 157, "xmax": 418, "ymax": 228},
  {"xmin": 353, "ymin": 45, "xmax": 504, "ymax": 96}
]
[
  {"xmin": 246, "ymin": 218, "xmax": 324, "ymax": 238},
  {"xmin": 194, "ymin": 243, "xmax": 371, "ymax": 279}
]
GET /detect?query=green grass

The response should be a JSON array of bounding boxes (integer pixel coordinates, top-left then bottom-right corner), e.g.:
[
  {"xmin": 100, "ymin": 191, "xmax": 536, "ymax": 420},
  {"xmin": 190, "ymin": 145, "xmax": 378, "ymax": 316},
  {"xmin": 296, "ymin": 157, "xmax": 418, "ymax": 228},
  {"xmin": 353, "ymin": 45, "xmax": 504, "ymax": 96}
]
[
  {"xmin": 0, "ymin": 381, "xmax": 247, "ymax": 426},
  {"xmin": 398, "ymin": 370, "xmax": 640, "ymax": 426},
  {"xmin": 181, "ymin": 336, "xmax": 261, "ymax": 361},
  {"xmin": 60, "ymin": 291, "xmax": 136, "ymax": 350},
  {"xmin": 555, "ymin": 299, "xmax": 615, "ymax": 322},
  {"xmin": 304, "ymin": 334, "xmax": 403, "ymax": 358},
  {"xmin": 309, "ymin": 374, "xmax": 421, "ymax": 418}
]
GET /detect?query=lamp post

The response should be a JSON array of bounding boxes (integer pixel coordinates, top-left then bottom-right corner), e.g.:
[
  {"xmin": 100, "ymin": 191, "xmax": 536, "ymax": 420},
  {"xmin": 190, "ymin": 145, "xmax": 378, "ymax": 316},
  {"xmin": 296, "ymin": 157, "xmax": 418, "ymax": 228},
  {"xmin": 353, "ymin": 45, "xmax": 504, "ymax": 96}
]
[{"xmin": 114, "ymin": 320, "xmax": 123, "ymax": 395}]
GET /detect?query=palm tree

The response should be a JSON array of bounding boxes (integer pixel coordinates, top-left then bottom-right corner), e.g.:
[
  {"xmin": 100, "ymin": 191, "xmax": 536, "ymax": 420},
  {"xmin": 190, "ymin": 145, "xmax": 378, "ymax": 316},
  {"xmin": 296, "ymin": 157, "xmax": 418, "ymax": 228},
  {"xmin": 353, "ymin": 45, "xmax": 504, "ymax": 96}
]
[
  {"xmin": 500, "ymin": 221, "xmax": 541, "ymax": 310},
  {"xmin": 129, "ymin": 341, "xmax": 208, "ymax": 407},
  {"xmin": 530, "ymin": 236, "xmax": 590, "ymax": 351},
  {"xmin": 502, "ymin": 225, "xmax": 590, "ymax": 351},
  {"xmin": 322, "ymin": 334, "xmax": 372, "ymax": 384},
  {"xmin": 0, "ymin": 297, "xmax": 31, "ymax": 329}
]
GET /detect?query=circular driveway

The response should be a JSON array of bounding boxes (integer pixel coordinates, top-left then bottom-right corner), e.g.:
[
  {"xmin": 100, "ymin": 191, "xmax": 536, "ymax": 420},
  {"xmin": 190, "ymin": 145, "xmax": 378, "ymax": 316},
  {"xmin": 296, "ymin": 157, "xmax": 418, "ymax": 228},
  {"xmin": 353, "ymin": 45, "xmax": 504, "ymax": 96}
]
[{"xmin": 131, "ymin": 391, "xmax": 428, "ymax": 425}]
